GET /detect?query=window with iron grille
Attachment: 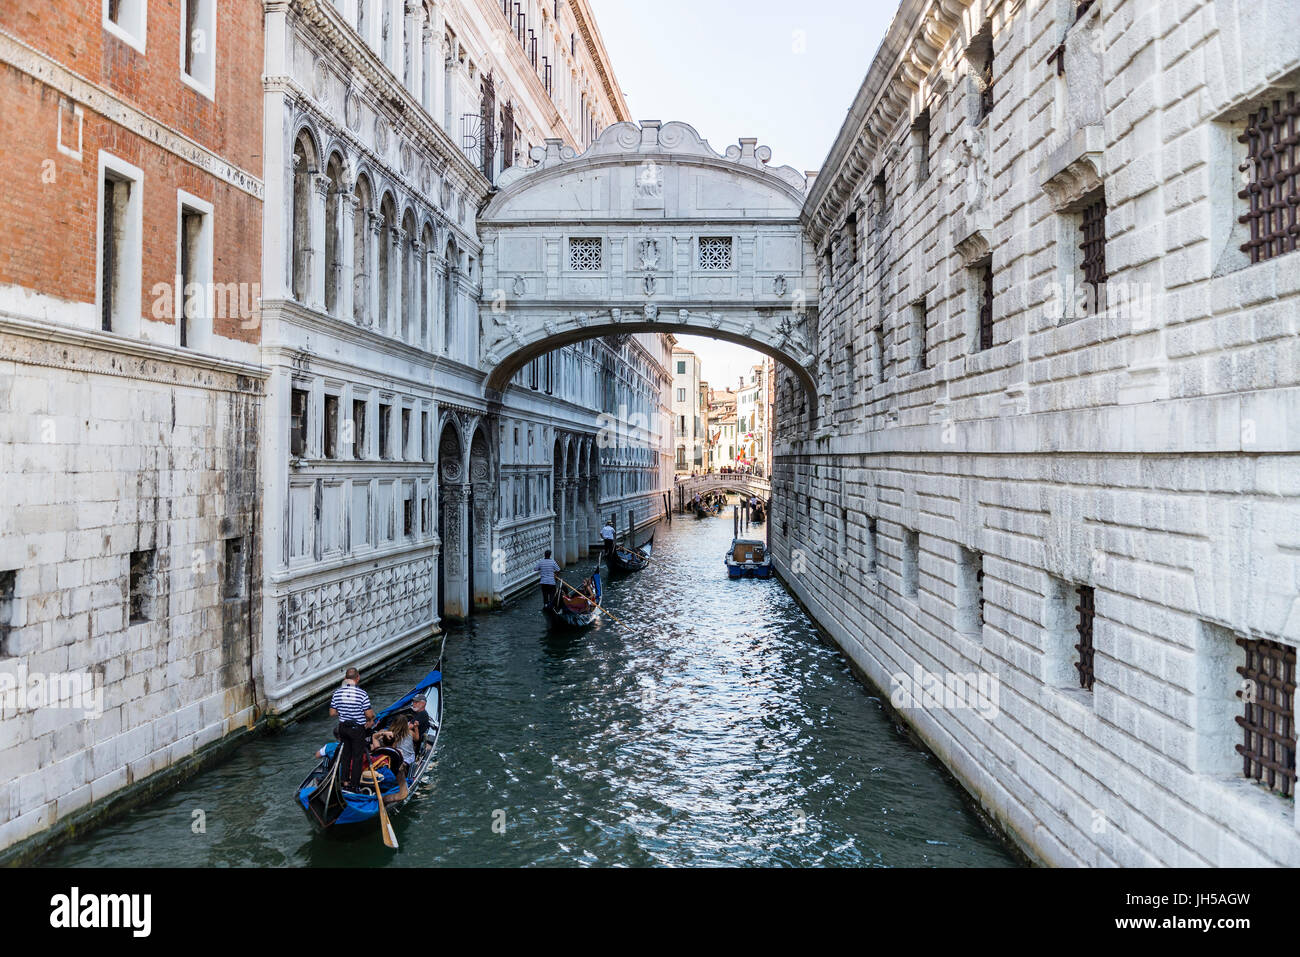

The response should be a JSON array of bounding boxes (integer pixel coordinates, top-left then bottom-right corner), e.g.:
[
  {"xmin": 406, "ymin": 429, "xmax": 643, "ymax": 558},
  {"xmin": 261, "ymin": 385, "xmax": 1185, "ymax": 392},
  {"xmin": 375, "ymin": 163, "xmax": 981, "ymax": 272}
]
[
  {"xmin": 698, "ymin": 237, "xmax": 732, "ymax": 270},
  {"xmin": 1078, "ymin": 194, "xmax": 1108, "ymax": 313},
  {"xmin": 1237, "ymin": 92, "xmax": 1300, "ymax": 265},
  {"xmin": 979, "ymin": 63, "xmax": 994, "ymax": 121},
  {"xmin": 1235, "ymin": 637, "xmax": 1296, "ymax": 797},
  {"xmin": 975, "ymin": 256, "xmax": 994, "ymax": 351},
  {"xmin": 569, "ymin": 237, "xmax": 602, "ymax": 271},
  {"xmin": 1074, "ymin": 584, "xmax": 1096, "ymax": 691},
  {"xmin": 290, "ymin": 388, "xmax": 309, "ymax": 458}
]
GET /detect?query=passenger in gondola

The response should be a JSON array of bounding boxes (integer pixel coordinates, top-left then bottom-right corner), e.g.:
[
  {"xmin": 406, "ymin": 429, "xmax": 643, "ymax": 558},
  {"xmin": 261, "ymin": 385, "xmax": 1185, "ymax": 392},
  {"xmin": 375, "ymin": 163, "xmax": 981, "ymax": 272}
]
[
  {"xmin": 411, "ymin": 693, "xmax": 436, "ymax": 740},
  {"xmin": 369, "ymin": 710, "xmax": 419, "ymax": 803}
]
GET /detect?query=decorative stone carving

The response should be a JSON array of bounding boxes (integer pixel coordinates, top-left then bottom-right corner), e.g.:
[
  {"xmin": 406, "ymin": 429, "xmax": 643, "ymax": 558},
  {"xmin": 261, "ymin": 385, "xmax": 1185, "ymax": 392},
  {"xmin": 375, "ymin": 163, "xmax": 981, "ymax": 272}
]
[
  {"xmin": 642, "ymin": 275, "xmax": 656, "ymax": 295},
  {"xmin": 637, "ymin": 238, "xmax": 661, "ymax": 271},
  {"xmin": 1040, "ymin": 124, "xmax": 1106, "ymax": 211},
  {"xmin": 643, "ymin": 303, "xmax": 658, "ymax": 322},
  {"xmin": 374, "ymin": 116, "xmax": 390, "ymax": 155},
  {"xmin": 773, "ymin": 274, "xmax": 788, "ymax": 297},
  {"xmin": 511, "ymin": 275, "xmax": 526, "ymax": 297},
  {"xmin": 574, "ymin": 312, "xmax": 588, "ymax": 328},
  {"xmin": 345, "ymin": 89, "xmax": 361, "ymax": 131}
]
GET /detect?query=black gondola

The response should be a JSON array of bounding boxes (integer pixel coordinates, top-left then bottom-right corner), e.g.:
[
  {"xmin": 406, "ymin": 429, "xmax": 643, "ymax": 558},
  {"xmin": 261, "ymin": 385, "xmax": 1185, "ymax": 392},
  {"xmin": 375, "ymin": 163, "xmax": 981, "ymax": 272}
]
[
  {"xmin": 297, "ymin": 638, "xmax": 445, "ymax": 833},
  {"xmin": 607, "ymin": 534, "xmax": 653, "ymax": 573},
  {"xmin": 543, "ymin": 564, "xmax": 603, "ymax": 629}
]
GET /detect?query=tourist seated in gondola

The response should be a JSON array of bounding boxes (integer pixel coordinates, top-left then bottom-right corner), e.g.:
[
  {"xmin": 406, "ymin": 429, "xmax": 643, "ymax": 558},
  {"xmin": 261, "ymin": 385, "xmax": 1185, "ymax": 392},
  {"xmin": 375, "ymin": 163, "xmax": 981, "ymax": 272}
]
[{"xmin": 368, "ymin": 710, "xmax": 420, "ymax": 803}]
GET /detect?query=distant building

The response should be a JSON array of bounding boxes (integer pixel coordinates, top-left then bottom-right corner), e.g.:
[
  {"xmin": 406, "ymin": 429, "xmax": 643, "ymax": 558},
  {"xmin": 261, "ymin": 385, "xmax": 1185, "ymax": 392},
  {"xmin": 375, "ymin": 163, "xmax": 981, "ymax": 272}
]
[{"xmin": 671, "ymin": 348, "xmax": 705, "ymax": 471}]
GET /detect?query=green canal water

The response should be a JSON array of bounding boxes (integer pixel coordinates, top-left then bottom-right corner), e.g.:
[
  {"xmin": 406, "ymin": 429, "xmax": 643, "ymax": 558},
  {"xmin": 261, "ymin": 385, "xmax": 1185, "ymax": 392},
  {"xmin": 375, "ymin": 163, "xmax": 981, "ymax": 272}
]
[{"xmin": 37, "ymin": 508, "xmax": 1019, "ymax": 867}]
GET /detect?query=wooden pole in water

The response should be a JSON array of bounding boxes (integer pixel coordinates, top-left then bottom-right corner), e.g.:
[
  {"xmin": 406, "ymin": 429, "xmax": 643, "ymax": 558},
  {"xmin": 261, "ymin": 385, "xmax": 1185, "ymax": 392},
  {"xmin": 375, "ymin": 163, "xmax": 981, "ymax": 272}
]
[{"xmin": 733, "ymin": 505, "xmax": 739, "ymax": 538}]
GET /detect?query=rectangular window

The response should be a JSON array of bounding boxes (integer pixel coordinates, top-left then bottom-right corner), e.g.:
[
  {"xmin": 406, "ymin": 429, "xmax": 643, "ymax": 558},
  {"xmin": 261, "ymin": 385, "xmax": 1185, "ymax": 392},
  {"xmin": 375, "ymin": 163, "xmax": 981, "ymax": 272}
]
[
  {"xmin": 912, "ymin": 109, "xmax": 931, "ymax": 181},
  {"xmin": 1238, "ymin": 92, "xmax": 1300, "ymax": 264},
  {"xmin": 421, "ymin": 410, "xmax": 430, "ymax": 461},
  {"xmin": 1235, "ymin": 636, "xmax": 1296, "ymax": 796},
  {"xmin": 379, "ymin": 402, "xmax": 392, "ymax": 460},
  {"xmin": 178, "ymin": 209, "xmax": 201, "ymax": 347},
  {"xmin": 352, "ymin": 398, "xmax": 368, "ymax": 459},
  {"xmin": 957, "ymin": 547, "xmax": 984, "ymax": 635},
  {"xmin": 403, "ymin": 482, "xmax": 415, "ymax": 538},
  {"xmin": 677, "ymin": 388, "xmax": 686, "ymax": 402},
  {"xmin": 401, "ymin": 407, "xmax": 412, "ymax": 460},
  {"xmin": 128, "ymin": 548, "xmax": 156, "ymax": 624},
  {"xmin": 323, "ymin": 394, "xmax": 339, "ymax": 459},
  {"xmin": 872, "ymin": 170, "xmax": 887, "ymax": 223},
  {"xmin": 1079, "ymin": 193, "xmax": 1108, "ymax": 313},
  {"xmin": 0, "ymin": 569, "xmax": 15, "ymax": 656},
  {"xmin": 351, "ymin": 481, "xmax": 371, "ymax": 548},
  {"xmin": 872, "ymin": 323, "xmax": 885, "ymax": 383},
  {"xmin": 677, "ymin": 360, "xmax": 686, "ymax": 374},
  {"xmin": 99, "ymin": 157, "xmax": 143, "ymax": 335},
  {"xmin": 181, "ymin": 0, "xmax": 216, "ymax": 98},
  {"xmin": 974, "ymin": 256, "xmax": 994, "ymax": 351},
  {"xmin": 568, "ymin": 237, "xmax": 602, "ymax": 271},
  {"xmin": 222, "ymin": 537, "xmax": 245, "ymax": 600},
  {"xmin": 910, "ymin": 300, "xmax": 928, "ymax": 372},
  {"xmin": 902, "ymin": 528, "xmax": 919, "ymax": 599},
  {"xmin": 290, "ymin": 388, "xmax": 309, "ymax": 458},
  {"xmin": 104, "ymin": 0, "xmax": 147, "ymax": 53},
  {"xmin": 1075, "ymin": 584, "xmax": 1096, "ymax": 691},
  {"xmin": 866, "ymin": 518, "xmax": 878, "ymax": 577},
  {"xmin": 698, "ymin": 236, "xmax": 733, "ymax": 270}
]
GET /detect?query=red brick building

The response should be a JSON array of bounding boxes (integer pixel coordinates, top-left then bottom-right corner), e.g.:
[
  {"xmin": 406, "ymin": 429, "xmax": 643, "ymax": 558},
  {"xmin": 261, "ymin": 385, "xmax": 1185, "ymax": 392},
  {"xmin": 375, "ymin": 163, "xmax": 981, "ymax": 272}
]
[{"xmin": 0, "ymin": 2, "xmax": 266, "ymax": 860}]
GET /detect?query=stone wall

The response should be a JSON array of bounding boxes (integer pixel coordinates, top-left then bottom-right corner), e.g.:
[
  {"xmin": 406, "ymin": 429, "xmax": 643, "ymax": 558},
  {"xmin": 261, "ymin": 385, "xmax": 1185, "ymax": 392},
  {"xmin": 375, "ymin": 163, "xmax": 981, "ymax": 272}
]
[
  {"xmin": 775, "ymin": 0, "xmax": 1300, "ymax": 866},
  {"xmin": 0, "ymin": 320, "xmax": 264, "ymax": 854}
]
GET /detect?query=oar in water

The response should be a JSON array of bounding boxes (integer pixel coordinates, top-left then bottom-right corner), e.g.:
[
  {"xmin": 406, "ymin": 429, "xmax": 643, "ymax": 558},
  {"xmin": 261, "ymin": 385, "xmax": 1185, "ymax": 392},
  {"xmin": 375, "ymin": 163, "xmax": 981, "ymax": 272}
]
[
  {"xmin": 556, "ymin": 576, "xmax": 624, "ymax": 626},
  {"xmin": 368, "ymin": 755, "xmax": 399, "ymax": 849}
]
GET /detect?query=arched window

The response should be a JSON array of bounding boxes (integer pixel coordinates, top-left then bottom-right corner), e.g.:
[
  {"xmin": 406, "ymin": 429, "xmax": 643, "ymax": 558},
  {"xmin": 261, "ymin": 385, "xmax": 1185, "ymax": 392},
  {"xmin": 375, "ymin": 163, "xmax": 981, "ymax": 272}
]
[
  {"xmin": 352, "ymin": 174, "xmax": 372, "ymax": 325},
  {"xmin": 377, "ymin": 193, "xmax": 396, "ymax": 333},
  {"xmin": 421, "ymin": 222, "xmax": 435, "ymax": 347},
  {"xmin": 401, "ymin": 209, "xmax": 417, "ymax": 341},
  {"xmin": 324, "ymin": 153, "xmax": 346, "ymax": 316},
  {"xmin": 291, "ymin": 131, "xmax": 317, "ymax": 302},
  {"xmin": 443, "ymin": 238, "xmax": 457, "ymax": 355}
]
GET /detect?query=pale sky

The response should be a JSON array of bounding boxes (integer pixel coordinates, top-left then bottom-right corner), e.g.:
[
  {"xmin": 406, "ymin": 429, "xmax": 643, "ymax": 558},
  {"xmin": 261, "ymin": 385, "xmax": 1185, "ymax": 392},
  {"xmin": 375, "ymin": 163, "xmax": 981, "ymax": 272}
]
[{"xmin": 586, "ymin": 0, "xmax": 896, "ymax": 386}]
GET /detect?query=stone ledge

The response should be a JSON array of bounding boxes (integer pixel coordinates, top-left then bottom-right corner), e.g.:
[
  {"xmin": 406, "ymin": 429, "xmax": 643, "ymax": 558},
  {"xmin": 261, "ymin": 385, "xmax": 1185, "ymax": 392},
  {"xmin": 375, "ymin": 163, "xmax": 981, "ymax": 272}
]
[{"xmin": 1039, "ymin": 124, "xmax": 1106, "ymax": 211}]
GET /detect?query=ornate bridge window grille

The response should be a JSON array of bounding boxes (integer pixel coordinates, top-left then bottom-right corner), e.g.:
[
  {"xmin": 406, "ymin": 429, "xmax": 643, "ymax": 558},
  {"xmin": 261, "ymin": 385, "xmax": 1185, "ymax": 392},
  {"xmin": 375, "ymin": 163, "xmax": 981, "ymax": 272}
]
[
  {"xmin": 698, "ymin": 237, "xmax": 733, "ymax": 271},
  {"xmin": 1237, "ymin": 92, "xmax": 1300, "ymax": 265},
  {"xmin": 1235, "ymin": 637, "xmax": 1297, "ymax": 797},
  {"xmin": 977, "ymin": 257, "xmax": 994, "ymax": 351},
  {"xmin": 569, "ymin": 237, "xmax": 602, "ymax": 271},
  {"xmin": 1079, "ymin": 194, "xmax": 1108, "ymax": 311},
  {"xmin": 1074, "ymin": 584, "xmax": 1095, "ymax": 691}
]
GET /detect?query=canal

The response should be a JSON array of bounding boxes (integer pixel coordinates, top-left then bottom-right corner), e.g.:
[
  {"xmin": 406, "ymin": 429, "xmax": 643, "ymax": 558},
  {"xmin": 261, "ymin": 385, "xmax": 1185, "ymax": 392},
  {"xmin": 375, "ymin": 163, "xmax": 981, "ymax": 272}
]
[{"xmin": 38, "ymin": 505, "xmax": 1018, "ymax": 867}]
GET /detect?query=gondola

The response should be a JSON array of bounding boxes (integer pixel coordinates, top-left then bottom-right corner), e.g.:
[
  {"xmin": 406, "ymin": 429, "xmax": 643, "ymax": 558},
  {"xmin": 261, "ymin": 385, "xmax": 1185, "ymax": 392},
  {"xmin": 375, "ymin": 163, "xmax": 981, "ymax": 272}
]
[
  {"xmin": 543, "ymin": 564, "xmax": 603, "ymax": 629},
  {"xmin": 296, "ymin": 642, "xmax": 445, "ymax": 834},
  {"xmin": 750, "ymin": 501, "xmax": 766, "ymax": 524},
  {"xmin": 725, "ymin": 536, "xmax": 773, "ymax": 578},
  {"xmin": 607, "ymin": 534, "xmax": 653, "ymax": 573}
]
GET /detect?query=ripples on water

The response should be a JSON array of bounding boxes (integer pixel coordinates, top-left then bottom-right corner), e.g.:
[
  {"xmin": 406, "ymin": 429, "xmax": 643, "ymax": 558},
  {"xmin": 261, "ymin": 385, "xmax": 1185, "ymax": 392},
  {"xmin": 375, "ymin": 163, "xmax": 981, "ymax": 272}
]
[{"xmin": 38, "ymin": 508, "xmax": 1017, "ymax": 868}]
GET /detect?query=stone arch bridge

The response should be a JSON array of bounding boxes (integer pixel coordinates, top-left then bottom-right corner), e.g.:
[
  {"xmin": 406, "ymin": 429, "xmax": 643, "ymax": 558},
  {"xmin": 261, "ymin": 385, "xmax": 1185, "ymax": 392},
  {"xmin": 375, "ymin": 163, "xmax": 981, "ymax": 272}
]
[
  {"xmin": 475, "ymin": 121, "xmax": 820, "ymax": 405},
  {"xmin": 674, "ymin": 474, "xmax": 772, "ymax": 502}
]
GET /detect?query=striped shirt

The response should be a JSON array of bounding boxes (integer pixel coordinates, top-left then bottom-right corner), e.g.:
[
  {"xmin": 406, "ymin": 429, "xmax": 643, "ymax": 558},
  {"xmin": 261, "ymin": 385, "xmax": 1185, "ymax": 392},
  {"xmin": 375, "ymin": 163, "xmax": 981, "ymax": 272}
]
[
  {"xmin": 330, "ymin": 683, "xmax": 371, "ymax": 725},
  {"xmin": 535, "ymin": 558, "xmax": 561, "ymax": 585}
]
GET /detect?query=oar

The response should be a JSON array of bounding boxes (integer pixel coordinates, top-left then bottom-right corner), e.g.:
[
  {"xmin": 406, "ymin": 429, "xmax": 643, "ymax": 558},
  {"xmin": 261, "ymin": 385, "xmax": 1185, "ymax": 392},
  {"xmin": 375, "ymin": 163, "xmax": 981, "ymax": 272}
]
[
  {"xmin": 557, "ymin": 576, "xmax": 624, "ymax": 626},
  {"xmin": 615, "ymin": 543, "xmax": 662, "ymax": 569},
  {"xmin": 368, "ymin": 753, "xmax": 399, "ymax": 849}
]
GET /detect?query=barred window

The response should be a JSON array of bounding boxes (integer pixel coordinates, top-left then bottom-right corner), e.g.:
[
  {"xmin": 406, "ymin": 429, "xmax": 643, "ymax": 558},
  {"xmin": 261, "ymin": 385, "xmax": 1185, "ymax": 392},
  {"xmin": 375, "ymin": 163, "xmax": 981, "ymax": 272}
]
[
  {"xmin": 975, "ymin": 257, "xmax": 994, "ymax": 351},
  {"xmin": 1075, "ymin": 584, "xmax": 1095, "ymax": 691},
  {"xmin": 568, "ymin": 237, "xmax": 602, "ymax": 271},
  {"xmin": 1079, "ymin": 195, "xmax": 1108, "ymax": 307},
  {"xmin": 1238, "ymin": 92, "xmax": 1300, "ymax": 265},
  {"xmin": 1235, "ymin": 637, "xmax": 1296, "ymax": 797},
  {"xmin": 698, "ymin": 236, "xmax": 732, "ymax": 270}
]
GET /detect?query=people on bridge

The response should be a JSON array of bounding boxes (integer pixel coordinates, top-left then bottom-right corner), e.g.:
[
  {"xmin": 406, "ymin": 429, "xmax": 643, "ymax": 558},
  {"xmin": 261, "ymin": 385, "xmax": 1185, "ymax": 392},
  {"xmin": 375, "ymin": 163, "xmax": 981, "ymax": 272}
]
[
  {"xmin": 329, "ymin": 667, "xmax": 374, "ymax": 790},
  {"xmin": 601, "ymin": 518, "xmax": 616, "ymax": 559},
  {"xmin": 535, "ymin": 550, "xmax": 561, "ymax": 610}
]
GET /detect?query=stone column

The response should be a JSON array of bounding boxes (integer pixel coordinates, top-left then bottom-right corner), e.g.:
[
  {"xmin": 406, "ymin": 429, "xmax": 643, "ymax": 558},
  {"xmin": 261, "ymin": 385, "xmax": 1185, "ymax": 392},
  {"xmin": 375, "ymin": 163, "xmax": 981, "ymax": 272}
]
[
  {"xmin": 565, "ymin": 479, "xmax": 580, "ymax": 564},
  {"xmin": 339, "ymin": 191, "xmax": 356, "ymax": 321},
  {"xmin": 420, "ymin": 23, "xmax": 433, "ymax": 113},
  {"xmin": 445, "ymin": 265, "xmax": 459, "ymax": 359},
  {"xmin": 409, "ymin": 236, "xmax": 424, "ymax": 345},
  {"xmin": 440, "ymin": 482, "xmax": 470, "ymax": 620},
  {"xmin": 586, "ymin": 476, "xmax": 601, "ymax": 556},
  {"xmin": 403, "ymin": 2, "xmax": 419, "ymax": 95},
  {"xmin": 309, "ymin": 172, "xmax": 330, "ymax": 311},
  {"xmin": 423, "ymin": 244, "xmax": 436, "ymax": 350},
  {"xmin": 366, "ymin": 211, "xmax": 383, "ymax": 328},
  {"xmin": 389, "ymin": 226, "xmax": 404, "ymax": 339}
]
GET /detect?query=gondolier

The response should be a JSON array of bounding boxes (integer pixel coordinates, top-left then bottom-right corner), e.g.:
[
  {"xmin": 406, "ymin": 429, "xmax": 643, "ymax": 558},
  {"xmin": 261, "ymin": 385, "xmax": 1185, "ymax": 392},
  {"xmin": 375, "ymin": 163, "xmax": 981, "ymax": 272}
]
[
  {"xmin": 329, "ymin": 668, "xmax": 374, "ymax": 790},
  {"xmin": 601, "ymin": 518, "xmax": 616, "ymax": 559},
  {"xmin": 535, "ymin": 550, "xmax": 561, "ymax": 609}
]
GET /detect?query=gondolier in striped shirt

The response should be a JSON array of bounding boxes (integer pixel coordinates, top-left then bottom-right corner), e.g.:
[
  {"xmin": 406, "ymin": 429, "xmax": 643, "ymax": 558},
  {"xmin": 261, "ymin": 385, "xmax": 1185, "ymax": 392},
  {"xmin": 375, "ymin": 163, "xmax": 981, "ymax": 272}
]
[
  {"xmin": 535, "ymin": 550, "xmax": 561, "ymax": 610},
  {"xmin": 329, "ymin": 668, "xmax": 375, "ymax": 790}
]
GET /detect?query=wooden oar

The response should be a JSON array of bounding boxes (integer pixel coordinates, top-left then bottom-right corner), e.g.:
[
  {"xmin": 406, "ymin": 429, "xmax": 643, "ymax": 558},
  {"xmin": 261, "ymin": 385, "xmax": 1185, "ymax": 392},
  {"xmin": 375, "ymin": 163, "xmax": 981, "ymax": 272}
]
[
  {"xmin": 557, "ymin": 576, "xmax": 624, "ymax": 626},
  {"xmin": 369, "ymin": 755, "xmax": 399, "ymax": 849},
  {"xmin": 615, "ymin": 543, "xmax": 661, "ymax": 569}
]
